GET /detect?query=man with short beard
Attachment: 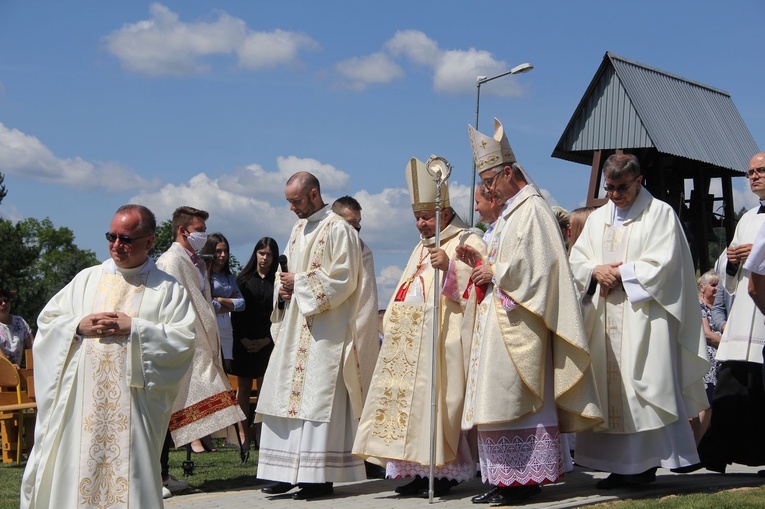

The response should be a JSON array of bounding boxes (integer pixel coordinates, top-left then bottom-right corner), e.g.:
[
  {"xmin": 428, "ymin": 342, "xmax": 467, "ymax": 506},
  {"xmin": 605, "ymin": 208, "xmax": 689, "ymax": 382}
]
[{"xmin": 256, "ymin": 172, "xmax": 366, "ymax": 500}]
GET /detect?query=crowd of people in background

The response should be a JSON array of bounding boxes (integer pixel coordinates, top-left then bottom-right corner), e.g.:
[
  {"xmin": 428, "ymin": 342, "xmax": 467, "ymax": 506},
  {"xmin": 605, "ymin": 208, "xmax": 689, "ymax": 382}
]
[{"xmin": 9, "ymin": 123, "xmax": 765, "ymax": 507}]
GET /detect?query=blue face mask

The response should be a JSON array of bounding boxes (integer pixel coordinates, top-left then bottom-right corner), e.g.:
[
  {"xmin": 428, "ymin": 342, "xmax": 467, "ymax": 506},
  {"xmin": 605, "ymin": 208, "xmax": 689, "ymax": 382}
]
[{"xmin": 187, "ymin": 231, "xmax": 208, "ymax": 252}]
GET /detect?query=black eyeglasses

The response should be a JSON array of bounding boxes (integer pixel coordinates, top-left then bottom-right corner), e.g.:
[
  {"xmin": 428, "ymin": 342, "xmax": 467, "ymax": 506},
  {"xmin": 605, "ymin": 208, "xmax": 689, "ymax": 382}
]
[
  {"xmin": 481, "ymin": 169, "xmax": 503, "ymax": 188},
  {"xmin": 747, "ymin": 167, "xmax": 765, "ymax": 178},
  {"xmin": 0, "ymin": 298, "xmax": 10, "ymax": 305},
  {"xmin": 105, "ymin": 232, "xmax": 151, "ymax": 244},
  {"xmin": 604, "ymin": 178, "xmax": 639, "ymax": 194}
]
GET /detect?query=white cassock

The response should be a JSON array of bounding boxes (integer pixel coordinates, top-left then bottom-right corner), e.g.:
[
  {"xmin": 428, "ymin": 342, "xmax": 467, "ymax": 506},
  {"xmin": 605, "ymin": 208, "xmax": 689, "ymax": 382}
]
[
  {"xmin": 256, "ymin": 205, "xmax": 366, "ymax": 484},
  {"xmin": 20, "ymin": 259, "xmax": 196, "ymax": 509},
  {"xmin": 570, "ymin": 188, "xmax": 709, "ymax": 474}
]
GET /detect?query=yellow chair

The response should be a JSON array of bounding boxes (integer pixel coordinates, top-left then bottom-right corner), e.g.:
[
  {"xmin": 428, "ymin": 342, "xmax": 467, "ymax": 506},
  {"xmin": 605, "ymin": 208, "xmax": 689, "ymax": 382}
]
[{"xmin": 0, "ymin": 356, "xmax": 25, "ymax": 463}]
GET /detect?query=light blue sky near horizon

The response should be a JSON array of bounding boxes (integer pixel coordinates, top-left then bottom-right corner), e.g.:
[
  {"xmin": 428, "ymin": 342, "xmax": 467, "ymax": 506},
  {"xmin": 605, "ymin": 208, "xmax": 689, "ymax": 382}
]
[{"xmin": 0, "ymin": 0, "xmax": 763, "ymax": 304}]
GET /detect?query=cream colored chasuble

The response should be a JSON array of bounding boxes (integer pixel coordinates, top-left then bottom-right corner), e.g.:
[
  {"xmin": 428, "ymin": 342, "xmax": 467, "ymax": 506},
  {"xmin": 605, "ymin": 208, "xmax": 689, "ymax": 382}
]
[{"xmin": 77, "ymin": 267, "xmax": 146, "ymax": 508}]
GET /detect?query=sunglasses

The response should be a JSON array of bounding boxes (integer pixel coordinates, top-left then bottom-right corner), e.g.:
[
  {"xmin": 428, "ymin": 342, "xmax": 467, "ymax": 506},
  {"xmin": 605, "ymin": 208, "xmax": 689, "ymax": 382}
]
[
  {"xmin": 603, "ymin": 177, "xmax": 640, "ymax": 194},
  {"xmin": 105, "ymin": 232, "xmax": 151, "ymax": 245}
]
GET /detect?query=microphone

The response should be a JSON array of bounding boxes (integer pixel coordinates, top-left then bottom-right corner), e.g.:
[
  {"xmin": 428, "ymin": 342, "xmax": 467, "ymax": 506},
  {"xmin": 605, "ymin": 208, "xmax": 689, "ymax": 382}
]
[{"xmin": 277, "ymin": 254, "xmax": 288, "ymax": 309}]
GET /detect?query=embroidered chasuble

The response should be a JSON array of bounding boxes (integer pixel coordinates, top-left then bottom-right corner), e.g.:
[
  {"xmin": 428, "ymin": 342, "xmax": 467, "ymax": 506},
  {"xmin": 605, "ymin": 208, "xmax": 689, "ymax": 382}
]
[
  {"xmin": 461, "ymin": 185, "xmax": 602, "ymax": 433},
  {"xmin": 569, "ymin": 189, "xmax": 708, "ymax": 474},
  {"xmin": 353, "ymin": 215, "xmax": 485, "ymax": 471},
  {"xmin": 257, "ymin": 206, "xmax": 364, "ymax": 422},
  {"xmin": 21, "ymin": 260, "xmax": 195, "ymax": 509},
  {"xmin": 457, "ymin": 185, "xmax": 601, "ymax": 486},
  {"xmin": 256, "ymin": 205, "xmax": 365, "ymax": 484},
  {"xmin": 158, "ymin": 243, "xmax": 245, "ymax": 446}
]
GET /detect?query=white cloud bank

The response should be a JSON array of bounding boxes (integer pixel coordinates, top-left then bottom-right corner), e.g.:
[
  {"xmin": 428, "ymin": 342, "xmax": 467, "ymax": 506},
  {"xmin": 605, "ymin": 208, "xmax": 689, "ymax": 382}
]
[
  {"xmin": 334, "ymin": 29, "xmax": 528, "ymax": 96},
  {"xmin": 104, "ymin": 3, "xmax": 319, "ymax": 76},
  {"xmin": 0, "ymin": 123, "xmax": 157, "ymax": 192}
]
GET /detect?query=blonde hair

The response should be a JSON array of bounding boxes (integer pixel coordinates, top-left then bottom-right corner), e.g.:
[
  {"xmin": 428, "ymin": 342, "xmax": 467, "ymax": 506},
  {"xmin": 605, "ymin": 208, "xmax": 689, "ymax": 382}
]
[
  {"xmin": 698, "ymin": 269, "xmax": 719, "ymax": 289},
  {"xmin": 567, "ymin": 206, "xmax": 597, "ymax": 255}
]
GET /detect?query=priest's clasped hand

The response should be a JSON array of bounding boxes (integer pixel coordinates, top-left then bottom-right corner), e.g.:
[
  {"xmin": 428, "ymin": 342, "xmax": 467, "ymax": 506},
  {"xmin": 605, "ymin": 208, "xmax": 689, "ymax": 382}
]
[
  {"xmin": 77, "ymin": 311, "xmax": 132, "ymax": 337},
  {"xmin": 593, "ymin": 263, "xmax": 623, "ymax": 297}
]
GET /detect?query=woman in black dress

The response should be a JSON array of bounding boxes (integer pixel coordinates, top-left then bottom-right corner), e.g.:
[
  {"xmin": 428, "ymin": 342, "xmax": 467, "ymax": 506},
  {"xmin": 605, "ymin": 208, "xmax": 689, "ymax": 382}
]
[{"xmin": 230, "ymin": 237, "xmax": 279, "ymax": 455}]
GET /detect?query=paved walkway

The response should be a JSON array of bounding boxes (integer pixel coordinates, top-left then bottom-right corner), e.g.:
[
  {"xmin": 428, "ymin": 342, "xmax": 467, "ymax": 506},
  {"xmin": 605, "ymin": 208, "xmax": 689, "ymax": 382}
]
[{"xmin": 165, "ymin": 465, "xmax": 765, "ymax": 509}]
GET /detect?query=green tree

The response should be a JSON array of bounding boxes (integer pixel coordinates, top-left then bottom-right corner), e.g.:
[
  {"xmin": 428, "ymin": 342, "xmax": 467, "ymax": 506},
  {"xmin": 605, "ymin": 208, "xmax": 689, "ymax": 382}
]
[
  {"xmin": 0, "ymin": 172, "xmax": 7, "ymax": 205},
  {"xmin": 6, "ymin": 218, "xmax": 98, "ymax": 328},
  {"xmin": 149, "ymin": 219, "xmax": 174, "ymax": 260}
]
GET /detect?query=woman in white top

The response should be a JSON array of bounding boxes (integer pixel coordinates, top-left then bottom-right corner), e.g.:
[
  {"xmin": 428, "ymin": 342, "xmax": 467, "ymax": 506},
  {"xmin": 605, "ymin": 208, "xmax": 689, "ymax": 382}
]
[{"xmin": 0, "ymin": 288, "xmax": 34, "ymax": 368}]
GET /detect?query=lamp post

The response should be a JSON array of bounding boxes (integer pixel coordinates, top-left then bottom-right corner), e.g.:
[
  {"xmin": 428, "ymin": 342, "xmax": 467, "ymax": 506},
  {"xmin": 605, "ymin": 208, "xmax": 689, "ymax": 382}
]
[{"xmin": 468, "ymin": 62, "xmax": 533, "ymax": 226}]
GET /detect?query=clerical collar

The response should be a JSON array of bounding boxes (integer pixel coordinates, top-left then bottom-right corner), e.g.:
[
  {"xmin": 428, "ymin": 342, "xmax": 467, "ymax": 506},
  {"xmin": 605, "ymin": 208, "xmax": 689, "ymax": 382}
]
[
  {"xmin": 104, "ymin": 257, "xmax": 154, "ymax": 277},
  {"xmin": 307, "ymin": 204, "xmax": 331, "ymax": 222}
]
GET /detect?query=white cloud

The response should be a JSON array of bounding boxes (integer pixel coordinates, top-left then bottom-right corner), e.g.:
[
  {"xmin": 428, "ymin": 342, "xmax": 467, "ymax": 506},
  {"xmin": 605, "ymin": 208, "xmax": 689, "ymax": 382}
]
[
  {"xmin": 104, "ymin": 3, "xmax": 317, "ymax": 76},
  {"xmin": 333, "ymin": 52, "xmax": 404, "ymax": 91},
  {"xmin": 0, "ymin": 123, "xmax": 157, "ymax": 192},
  {"xmin": 376, "ymin": 264, "xmax": 404, "ymax": 308},
  {"xmin": 385, "ymin": 30, "xmax": 440, "ymax": 65},
  {"xmin": 238, "ymin": 30, "xmax": 319, "ymax": 70},
  {"xmin": 334, "ymin": 30, "xmax": 527, "ymax": 95}
]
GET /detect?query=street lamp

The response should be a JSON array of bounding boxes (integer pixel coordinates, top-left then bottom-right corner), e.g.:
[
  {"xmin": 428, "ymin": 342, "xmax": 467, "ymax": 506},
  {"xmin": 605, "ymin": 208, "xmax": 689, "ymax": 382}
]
[{"xmin": 468, "ymin": 62, "xmax": 533, "ymax": 226}]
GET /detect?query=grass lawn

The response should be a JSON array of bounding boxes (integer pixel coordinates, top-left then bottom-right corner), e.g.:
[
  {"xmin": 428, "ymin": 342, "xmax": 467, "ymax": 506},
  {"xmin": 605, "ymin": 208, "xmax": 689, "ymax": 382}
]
[
  {"xmin": 3, "ymin": 446, "xmax": 765, "ymax": 509},
  {"xmin": 0, "ymin": 442, "xmax": 261, "ymax": 509}
]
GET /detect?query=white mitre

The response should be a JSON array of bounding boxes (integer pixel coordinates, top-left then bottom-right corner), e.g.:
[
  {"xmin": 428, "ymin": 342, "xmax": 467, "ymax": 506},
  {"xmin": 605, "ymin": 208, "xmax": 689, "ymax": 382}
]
[
  {"xmin": 468, "ymin": 118, "xmax": 517, "ymax": 174},
  {"xmin": 405, "ymin": 157, "xmax": 450, "ymax": 212}
]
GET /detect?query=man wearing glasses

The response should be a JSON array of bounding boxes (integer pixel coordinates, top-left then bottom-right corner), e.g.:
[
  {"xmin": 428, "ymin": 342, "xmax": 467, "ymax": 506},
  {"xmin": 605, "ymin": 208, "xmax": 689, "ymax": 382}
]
[
  {"xmin": 455, "ymin": 119, "xmax": 602, "ymax": 504},
  {"xmin": 569, "ymin": 153, "xmax": 708, "ymax": 488},
  {"xmin": 21, "ymin": 205, "xmax": 196, "ymax": 509},
  {"xmin": 699, "ymin": 152, "xmax": 765, "ymax": 473}
]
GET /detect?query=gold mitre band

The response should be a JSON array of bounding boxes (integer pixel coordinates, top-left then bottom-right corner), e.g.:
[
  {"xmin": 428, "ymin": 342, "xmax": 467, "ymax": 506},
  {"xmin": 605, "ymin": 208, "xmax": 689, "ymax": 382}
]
[{"xmin": 405, "ymin": 157, "xmax": 450, "ymax": 212}]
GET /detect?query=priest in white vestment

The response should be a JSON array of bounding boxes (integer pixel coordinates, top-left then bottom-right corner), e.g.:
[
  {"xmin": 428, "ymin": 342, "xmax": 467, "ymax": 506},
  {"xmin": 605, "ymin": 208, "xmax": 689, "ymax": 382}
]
[
  {"xmin": 569, "ymin": 153, "xmax": 709, "ymax": 488},
  {"xmin": 353, "ymin": 157, "xmax": 486, "ymax": 498},
  {"xmin": 457, "ymin": 119, "xmax": 603, "ymax": 505},
  {"xmin": 21, "ymin": 205, "xmax": 196, "ymax": 509},
  {"xmin": 256, "ymin": 172, "xmax": 366, "ymax": 500},
  {"xmin": 331, "ymin": 195, "xmax": 380, "ymax": 400},
  {"xmin": 699, "ymin": 151, "xmax": 765, "ymax": 472}
]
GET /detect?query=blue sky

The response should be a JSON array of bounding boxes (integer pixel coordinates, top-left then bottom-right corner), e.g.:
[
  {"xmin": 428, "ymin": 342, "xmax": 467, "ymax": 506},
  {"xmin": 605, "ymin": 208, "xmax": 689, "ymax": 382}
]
[{"xmin": 0, "ymin": 0, "xmax": 763, "ymax": 304}]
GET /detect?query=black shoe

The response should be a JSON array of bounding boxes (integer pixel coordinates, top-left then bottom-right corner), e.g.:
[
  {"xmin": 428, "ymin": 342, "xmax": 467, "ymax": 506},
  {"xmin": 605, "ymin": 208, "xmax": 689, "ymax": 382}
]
[
  {"xmin": 488, "ymin": 485, "xmax": 542, "ymax": 505},
  {"xmin": 472, "ymin": 486, "xmax": 500, "ymax": 503},
  {"xmin": 670, "ymin": 463, "xmax": 702, "ymax": 474},
  {"xmin": 292, "ymin": 482, "xmax": 334, "ymax": 500},
  {"xmin": 262, "ymin": 481, "xmax": 296, "ymax": 494},
  {"xmin": 365, "ymin": 461, "xmax": 386, "ymax": 479},
  {"xmin": 394, "ymin": 476, "xmax": 428, "ymax": 496},
  {"xmin": 623, "ymin": 467, "xmax": 657, "ymax": 486},
  {"xmin": 596, "ymin": 473, "xmax": 625, "ymax": 490},
  {"xmin": 417, "ymin": 478, "xmax": 459, "ymax": 498}
]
